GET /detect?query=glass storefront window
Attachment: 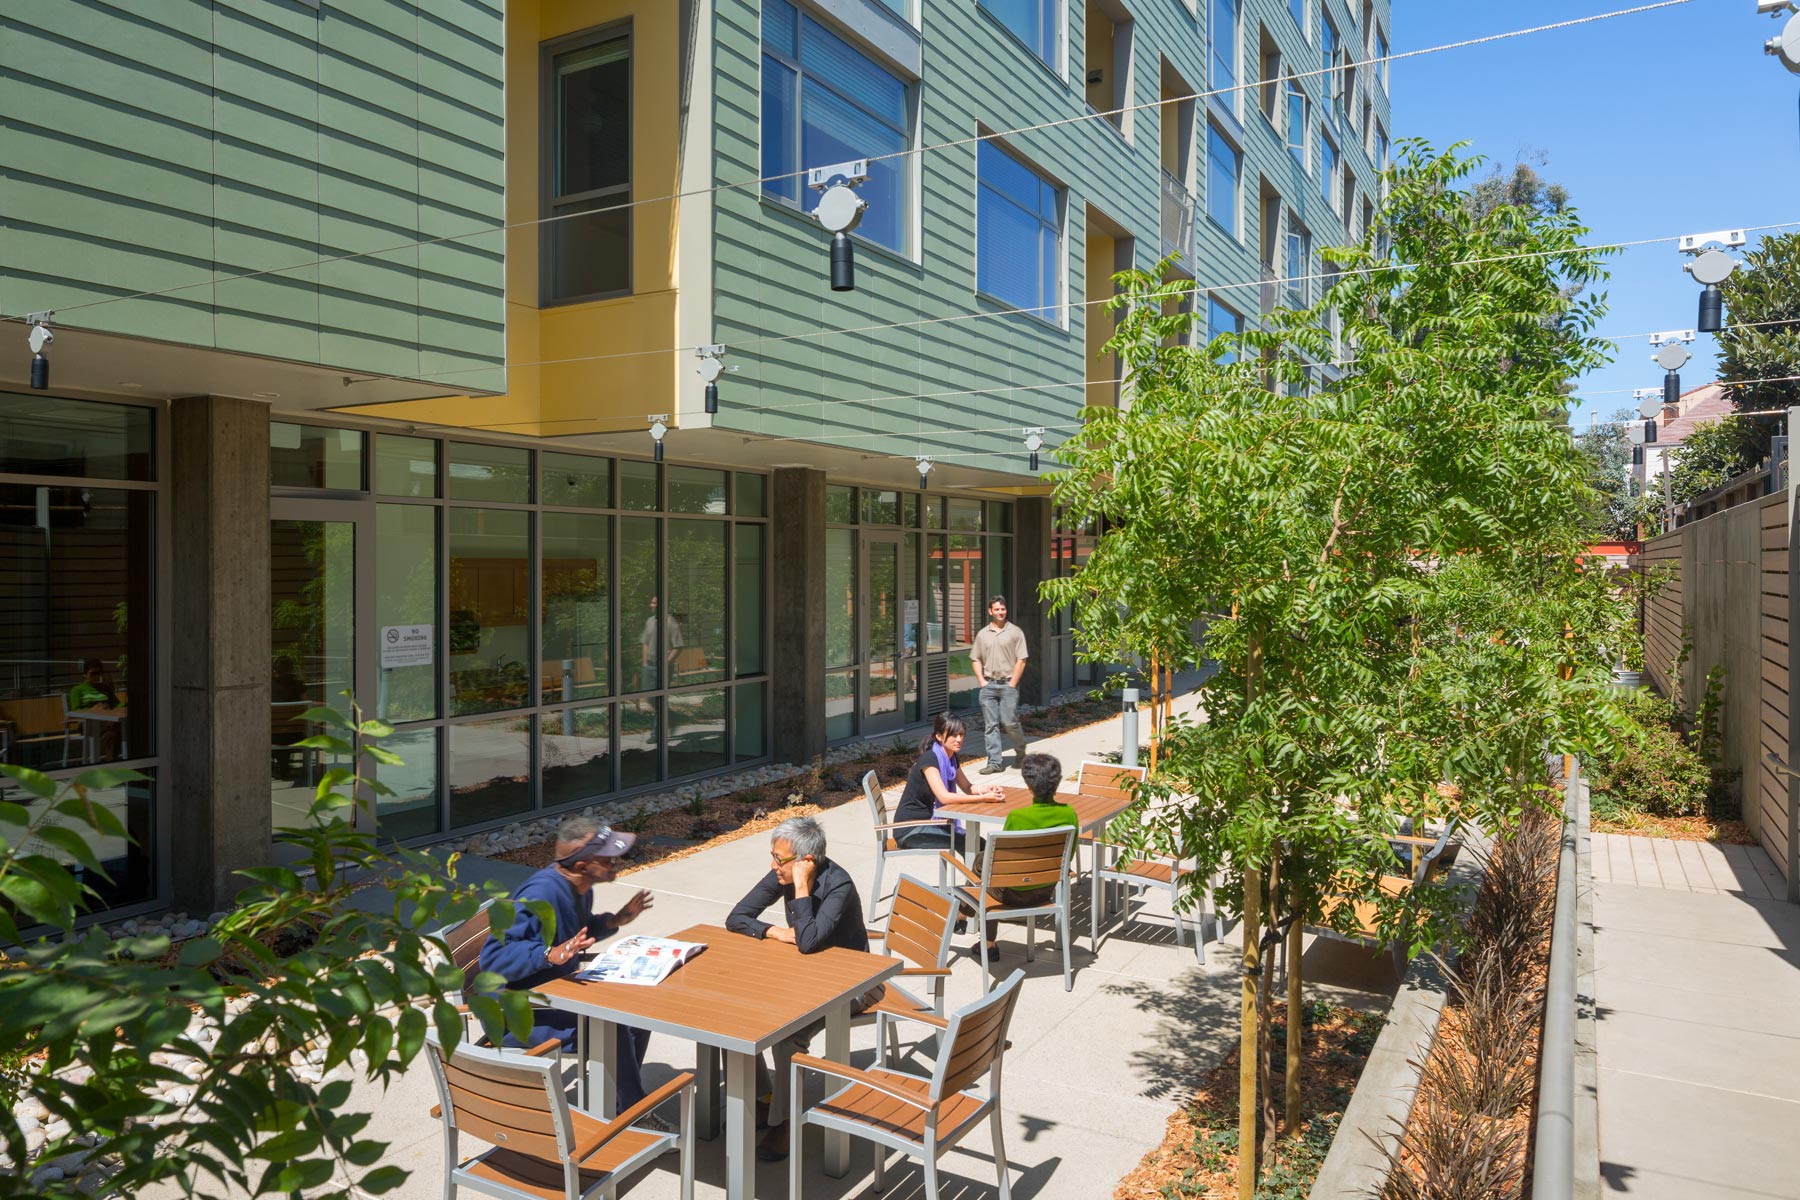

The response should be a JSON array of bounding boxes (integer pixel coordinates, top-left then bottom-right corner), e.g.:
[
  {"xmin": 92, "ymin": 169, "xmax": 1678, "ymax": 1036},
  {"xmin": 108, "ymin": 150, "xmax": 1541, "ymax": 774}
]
[
  {"xmin": 990, "ymin": 502, "xmax": 1012, "ymax": 533},
  {"xmin": 377, "ymin": 504, "xmax": 439, "ymax": 722},
  {"xmin": 448, "ymin": 508, "xmax": 531, "ymax": 714},
  {"xmin": 903, "ymin": 532, "xmax": 924, "ymax": 653},
  {"xmin": 736, "ymin": 473, "xmax": 767, "ymax": 518},
  {"xmin": 862, "ymin": 489, "xmax": 899, "ymax": 525},
  {"xmin": 925, "ymin": 533, "xmax": 947, "ymax": 654},
  {"xmin": 825, "ymin": 485, "xmax": 856, "ymax": 524},
  {"xmin": 668, "ymin": 687, "xmax": 727, "ymax": 777},
  {"xmin": 948, "ymin": 498, "xmax": 983, "ymax": 530},
  {"xmin": 619, "ymin": 460, "xmax": 658, "ymax": 511},
  {"xmin": 947, "ymin": 534, "xmax": 982, "ymax": 647},
  {"xmin": 542, "ymin": 452, "xmax": 610, "ymax": 508},
  {"xmin": 271, "ymin": 422, "xmax": 363, "ymax": 490},
  {"xmin": 825, "ymin": 527, "xmax": 855, "ymax": 669},
  {"xmin": 448, "ymin": 443, "xmax": 530, "ymax": 503},
  {"xmin": 619, "ymin": 697, "xmax": 661, "ymax": 789},
  {"xmin": 735, "ymin": 525, "xmax": 765, "ymax": 675},
  {"xmin": 928, "ymin": 496, "xmax": 947, "ymax": 528},
  {"xmin": 825, "ymin": 669, "xmax": 856, "ymax": 741},
  {"xmin": 734, "ymin": 682, "xmax": 766, "ymax": 759},
  {"xmin": 541, "ymin": 512, "xmax": 610, "ymax": 704},
  {"xmin": 542, "ymin": 704, "xmax": 612, "ymax": 806},
  {"xmin": 986, "ymin": 535, "xmax": 1010, "ymax": 609},
  {"xmin": 0, "ymin": 393, "xmax": 153, "ymax": 481},
  {"xmin": 668, "ymin": 467, "xmax": 727, "ymax": 514},
  {"xmin": 0, "ymin": 485, "xmax": 154, "ymax": 769},
  {"xmin": 667, "ymin": 521, "xmax": 727, "ymax": 686},
  {"xmin": 449, "ymin": 715, "xmax": 533, "ymax": 827},
  {"xmin": 2, "ymin": 768, "xmax": 155, "ymax": 909},
  {"xmin": 271, "ymin": 515, "xmax": 355, "ymax": 832},
  {"xmin": 379, "ymin": 727, "xmax": 441, "ymax": 841},
  {"xmin": 902, "ymin": 493, "xmax": 920, "ymax": 527},
  {"xmin": 620, "ymin": 517, "xmax": 661, "ymax": 693},
  {"xmin": 947, "ymin": 650, "xmax": 978, "ymax": 711},
  {"xmin": 376, "ymin": 434, "xmax": 438, "ymax": 498}
]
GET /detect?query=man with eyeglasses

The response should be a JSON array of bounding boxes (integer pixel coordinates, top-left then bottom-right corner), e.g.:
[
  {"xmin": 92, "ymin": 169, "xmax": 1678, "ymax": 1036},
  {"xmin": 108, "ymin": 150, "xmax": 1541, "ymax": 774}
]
[
  {"xmin": 725, "ymin": 815, "xmax": 874, "ymax": 1162},
  {"xmin": 480, "ymin": 815, "xmax": 661, "ymax": 1122}
]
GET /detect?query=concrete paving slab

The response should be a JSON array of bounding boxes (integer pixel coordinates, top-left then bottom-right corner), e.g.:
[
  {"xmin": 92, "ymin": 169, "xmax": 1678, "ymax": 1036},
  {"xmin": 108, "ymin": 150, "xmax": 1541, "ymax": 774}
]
[
  {"xmin": 1673, "ymin": 840, "xmax": 1718, "ymax": 893},
  {"xmin": 1593, "ymin": 1005, "xmax": 1800, "ymax": 1105},
  {"xmin": 1650, "ymin": 838, "xmax": 1689, "ymax": 890},
  {"xmin": 1597, "ymin": 1067, "xmax": 1800, "ymax": 1200},
  {"xmin": 1720, "ymin": 845, "xmax": 1777, "ymax": 899},
  {"xmin": 1593, "ymin": 881, "xmax": 1800, "ymax": 949}
]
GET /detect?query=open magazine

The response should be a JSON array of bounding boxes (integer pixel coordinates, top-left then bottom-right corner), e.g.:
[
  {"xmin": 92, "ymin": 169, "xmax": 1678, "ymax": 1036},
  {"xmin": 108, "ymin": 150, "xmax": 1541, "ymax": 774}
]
[{"xmin": 574, "ymin": 933, "xmax": 706, "ymax": 987}]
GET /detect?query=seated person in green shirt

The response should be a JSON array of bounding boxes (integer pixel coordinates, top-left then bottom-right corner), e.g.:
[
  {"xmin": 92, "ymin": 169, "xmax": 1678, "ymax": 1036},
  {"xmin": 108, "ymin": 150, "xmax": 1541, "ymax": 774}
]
[
  {"xmin": 984, "ymin": 752, "xmax": 1078, "ymax": 958},
  {"xmin": 68, "ymin": 659, "xmax": 118, "ymax": 710}
]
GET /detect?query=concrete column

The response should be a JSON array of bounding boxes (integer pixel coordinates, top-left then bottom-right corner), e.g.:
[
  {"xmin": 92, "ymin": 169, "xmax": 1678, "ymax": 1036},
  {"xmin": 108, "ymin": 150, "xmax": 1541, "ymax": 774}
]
[
  {"xmin": 169, "ymin": 395, "xmax": 271, "ymax": 912},
  {"xmin": 1014, "ymin": 497, "xmax": 1054, "ymax": 706},
  {"xmin": 770, "ymin": 467, "xmax": 826, "ymax": 764}
]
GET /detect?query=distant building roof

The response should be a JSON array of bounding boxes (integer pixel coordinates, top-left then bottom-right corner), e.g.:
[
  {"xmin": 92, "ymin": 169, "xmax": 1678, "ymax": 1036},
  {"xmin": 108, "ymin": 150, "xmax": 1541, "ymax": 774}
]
[{"xmin": 1656, "ymin": 381, "xmax": 1735, "ymax": 445}]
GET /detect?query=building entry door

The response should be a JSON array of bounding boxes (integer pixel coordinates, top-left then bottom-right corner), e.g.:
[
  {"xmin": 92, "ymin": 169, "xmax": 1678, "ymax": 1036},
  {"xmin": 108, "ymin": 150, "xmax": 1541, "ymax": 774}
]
[
  {"xmin": 269, "ymin": 498, "xmax": 377, "ymax": 849},
  {"xmin": 860, "ymin": 532, "xmax": 906, "ymax": 736}
]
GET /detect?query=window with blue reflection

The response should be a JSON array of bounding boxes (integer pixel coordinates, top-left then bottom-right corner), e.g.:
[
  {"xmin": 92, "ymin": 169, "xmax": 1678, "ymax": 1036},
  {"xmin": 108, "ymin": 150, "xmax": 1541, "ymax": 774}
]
[
  {"xmin": 1207, "ymin": 297, "xmax": 1243, "ymax": 362},
  {"xmin": 1289, "ymin": 0, "xmax": 1305, "ymax": 31},
  {"xmin": 761, "ymin": 0, "xmax": 909, "ymax": 253},
  {"xmin": 1286, "ymin": 85, "xmax": 1307, "ymax": 169},
  {"xmin": 981, "ymin": 0, "xmax": 1057, "ymax": 67},
  {"xmin": 1211, "ymin": 0, "xmax": 1238, "ymax": 94},
  {"xmin": 976, "ymin": 141, "xmax": 1060, "ymax": 316},
  {"xmin": 1321, "ymin": 134, "xmax": 1337, "ymax": 208},
  {"xmin": 1206, "ymin": 124, "xmax": 1239, "ymax": 237}
]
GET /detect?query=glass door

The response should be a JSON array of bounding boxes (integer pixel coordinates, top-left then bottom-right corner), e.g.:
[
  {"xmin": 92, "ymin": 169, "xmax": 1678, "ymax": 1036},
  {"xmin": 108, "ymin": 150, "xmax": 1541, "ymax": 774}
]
[
  {"xmin": 270, "ymin": 499, "xmax": 375, "ymax": 846},
  {"xmin": 860, "ymin": 532, "xmax": 905, "ymax": 735}
]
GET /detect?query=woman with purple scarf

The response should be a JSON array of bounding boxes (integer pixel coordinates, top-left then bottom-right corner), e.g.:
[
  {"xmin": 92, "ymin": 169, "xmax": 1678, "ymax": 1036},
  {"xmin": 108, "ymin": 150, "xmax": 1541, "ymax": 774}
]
[{"xmin": 890, "ymin": 712, "xmax": 1005, "ymax": 850}]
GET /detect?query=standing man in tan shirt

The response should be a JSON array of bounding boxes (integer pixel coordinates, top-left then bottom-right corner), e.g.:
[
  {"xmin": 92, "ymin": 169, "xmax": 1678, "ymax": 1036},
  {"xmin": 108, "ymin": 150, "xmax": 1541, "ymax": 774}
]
[{"xmin": 972, "ymin": 594, "xmax": 1029, "ymax": 774}]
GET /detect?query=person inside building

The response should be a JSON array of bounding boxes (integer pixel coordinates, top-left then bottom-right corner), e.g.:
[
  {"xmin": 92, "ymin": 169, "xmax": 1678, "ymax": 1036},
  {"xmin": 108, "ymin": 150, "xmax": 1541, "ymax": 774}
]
[
  {"xmin": 981, "ymin": 752, "xmax": 1078, "ymax": 958},
  {"xmin": 68, "ymin": 659, "xmax": 118, "ymax": 711},
  {"xmin": 725, "ymin": 815, "xmax": 877, "ymax": 1162},
  {"xmin": 479, "ymin": 816, "xmax": 664, "ymax": 1126},
  {"xmin": 890, "ymin": 712, "xmax": 1004, "ymax": 851},
  {"xmin": 972, "ymin": 595, "xmax": 1030, "ymax": 773},
  {"xmin": 638, "ymin": 595, "xmax": 684, "ymax": 692}
]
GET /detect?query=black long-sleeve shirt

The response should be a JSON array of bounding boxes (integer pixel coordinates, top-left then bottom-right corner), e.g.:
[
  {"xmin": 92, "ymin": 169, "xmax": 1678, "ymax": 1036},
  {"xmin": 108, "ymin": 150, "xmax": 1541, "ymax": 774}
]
[{"xmin": 725, "ymin": 857, "xmax": 869, "ymax": 954}]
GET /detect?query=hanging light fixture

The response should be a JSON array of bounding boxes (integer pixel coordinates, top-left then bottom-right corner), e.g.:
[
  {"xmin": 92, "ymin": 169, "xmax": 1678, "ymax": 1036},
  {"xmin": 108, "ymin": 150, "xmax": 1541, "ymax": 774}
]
[
  {"xmin": 696, "ymin": 345, "xmax": 728, "ymax": 415},
  {"xmin": 809, "ymin": 160, "xmax": 870, "ymax": 293},
  {"xmin": 916, "ymin": 455, "xmax": 934, "ymax": 489},
  {"xmin": 27, "ymin": 317, "xmax": 53, "ymax": 391},
  {"xmin": 1023, "ymin": 427, "xmax": 1045, "ymax": 473},
  {"xmin": 1643, "ymin": 418, "xmax": 1658, "ymax": 445},
  {"xmin": 1679, "ymin": 231, "xmax": 1745, "ymax": 334},
  {"xmin": 648, "ymin": 414, "xmax": 669, "ymax": 463},
  {"xmin": 1652, "ymin": 338, "xmax": 1691, "ymax": 408}
]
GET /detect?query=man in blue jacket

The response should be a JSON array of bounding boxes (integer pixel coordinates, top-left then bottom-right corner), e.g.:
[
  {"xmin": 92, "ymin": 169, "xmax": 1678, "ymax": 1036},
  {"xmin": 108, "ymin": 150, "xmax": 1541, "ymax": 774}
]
[{"xmin": 480, "ymin": 816, "xmax": 658, "ymax": 1119}]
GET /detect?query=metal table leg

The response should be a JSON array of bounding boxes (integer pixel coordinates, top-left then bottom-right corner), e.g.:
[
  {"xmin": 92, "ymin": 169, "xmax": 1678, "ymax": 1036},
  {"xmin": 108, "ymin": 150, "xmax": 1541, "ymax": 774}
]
[
  {"xmin": 588, "ymin": 1018, "xmax": 618, "ymax": 1118},
  {"xmin": 696, "ymin": 1043, "xmax": 722, "ymax": 1139},
  {"xmin": 724, "ymin": 1050, "xmax": 757, "ymax": 1200},
  {"xmin": 824, "ymin": 1002, "xmax": 851, "ymax": 1178}
]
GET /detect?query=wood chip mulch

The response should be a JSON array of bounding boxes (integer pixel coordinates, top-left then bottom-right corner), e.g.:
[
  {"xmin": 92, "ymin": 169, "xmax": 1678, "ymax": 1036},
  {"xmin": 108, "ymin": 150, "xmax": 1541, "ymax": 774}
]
[{"xmin": 1591, "ymin": 812, "xmax": 1757, "ymax": 845}]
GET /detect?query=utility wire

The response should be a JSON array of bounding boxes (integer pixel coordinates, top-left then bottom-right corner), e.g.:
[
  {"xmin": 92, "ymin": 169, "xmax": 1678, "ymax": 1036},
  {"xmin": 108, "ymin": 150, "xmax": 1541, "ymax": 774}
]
[{"xmin": 0, "ymin": 0, "xmax": 1694, "ymax": 329}]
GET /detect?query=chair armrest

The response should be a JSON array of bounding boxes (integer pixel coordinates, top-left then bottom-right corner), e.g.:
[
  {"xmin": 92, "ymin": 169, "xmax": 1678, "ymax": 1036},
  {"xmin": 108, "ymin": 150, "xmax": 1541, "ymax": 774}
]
[
  {"xmin": 575, "ymin": 1071, "xmax": 696, "ymax": 1162},
  {"xmin": 523, "ymin": 1038, "xmax": 562, "ymax": 1059},
  {"xmin": 791, "ymin": 1054, "xmax": 930, "ymax": 1110},
  {"xmin": 865, "ymin": 929, "xmax": 886, "ymax": 939},
  {"xmin": 1387, "ymin": 834, "xmax": 1443, "ymax": 848},
  {"xmin": 874, "ymin": 819, "xmax": 948, "ymax": 831},
  {"xmin": 939, "ymin": 851, "xmax": 982, "ymax": 887},
  {"xmin": 898, "ymin": 966, "xmax": 951, "ymax": 977}
]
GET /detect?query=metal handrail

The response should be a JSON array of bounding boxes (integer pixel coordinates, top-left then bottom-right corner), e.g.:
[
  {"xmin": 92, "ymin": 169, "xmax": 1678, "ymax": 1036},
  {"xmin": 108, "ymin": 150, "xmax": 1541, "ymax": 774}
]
[{"xmin": 1531, "ymin": 759, "xmax": 1580, "ymax": 1199}]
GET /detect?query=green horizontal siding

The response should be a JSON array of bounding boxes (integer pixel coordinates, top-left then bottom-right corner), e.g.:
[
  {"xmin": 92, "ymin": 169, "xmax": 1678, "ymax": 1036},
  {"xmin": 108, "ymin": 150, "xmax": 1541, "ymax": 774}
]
[
  {"xmin": 713, "ymin": 0, "xmax": 1388, "ymax": 471},
  {"xmin": 0, "ymin": 0, "xmax": 504, "ymax": 385}
]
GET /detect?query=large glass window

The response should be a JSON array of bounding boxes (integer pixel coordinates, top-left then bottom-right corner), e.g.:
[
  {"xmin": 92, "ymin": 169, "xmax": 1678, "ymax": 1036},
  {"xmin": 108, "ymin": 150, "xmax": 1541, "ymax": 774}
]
[
  {"xmin": 1286, "ymin": 217, "xmax": 1311, "ymax": 306},
  {"xmin": 1210, "ymin": 0, "xmax": 1237, "ymax": 95},
  {"xmin": 1320, "ymin": 134, "xmax": 1337, "ymax": 209},
  {"xmin": 668, "ymin": 688, "xmax": 728, "ymax": 777},
  {"xmin": 825, "ymin": 527, "xmax": 855, "ymax": 669},
  {"xmin": 1321, "ymin": 14, "xmax": 1338, "ymax": 103},
  {"xmin": 1288, "ymin": 0, "xmax": 1305, "ymax": 33},
  {"xmin": 620, "ymin": 460, "xmax": 658, "ymax": 511},
  {"xmin": 271, "ymin": 423, "xmax": 362, "ymax": 490},
  {"xmin": 380, "ymin": 728, "xmax": 441, "ymax": 841},
  {"xmin": 735, "ymin": 525, "xmax": 765, "ymax": 675},
  {"xmin": 541, "ymin": 512, "xmax": 610, "ymax": 704},
  {"xmin": 620, "ymin": 517, "xmax": 663, "ymax": 695},
  {"xmin": 619, "ymin": 698, "xmax": 660, "ymax": 789},
  {"xmin": 0, "ymin": 393, "xmax": 153, "ymax": 481},
  {"xmin": 448, "ymin": 508, "xmax": 531, "ymax": 715},
  {"xmin": 1206, "ymin": 124, "xmax": 1239, "ymax": 236},
  {"xmin": 977, "ymin": 141, "xmax": 1060, "ymax": 317},
  {"xmin": 1207, "ymin": 297, "xmax": 1244, "ymax": 362},
  {"xmin": 376, "ymin": 434, "xmax": 438, "ymax": 498},
  {"xmin": 1375, "ymin": 28, "xmax": 1388, "ymax": 90},
  {"xmin": 1286, "ymin": 84, "xmax": 1308, "ymax": 169},
  {"xmin": 668, "ymin": 466, "xmax": 728, "ymax": 515},
  {"xmin": 377, "ymin": 504, "xmax": 438, "ymax": 722},
  {"xmin": 667, "ymin": 521, "xmax": 727, "ymax": 686},
  {"xmin": 545, "ymin": 29, "xmax": 631, "ymax": 301},
  {"xmin": 449, "ymin": 715, "xmax": 533, "ymax": 827},
  {"xmin": 980, "ymin": 0, "xmax": 1057, "ymax": 67},
  {"xmin": 449, "ymin": 443, "xmax": 530, "ymax": 504},
  {"xmin": 543, "ymin": 451, "xmax": 610, "ymax": 508},
  {"xmin": 762, "ymin": 0, "xmax": 909, "ymax": 253},
  {"xmin": 542, "ymin": 704, "xmax": 611, "ymax": 806}
]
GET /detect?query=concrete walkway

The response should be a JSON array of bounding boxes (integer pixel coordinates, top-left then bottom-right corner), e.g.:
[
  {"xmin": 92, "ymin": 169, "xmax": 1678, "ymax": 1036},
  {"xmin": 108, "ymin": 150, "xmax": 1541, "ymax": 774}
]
[
  {"xmin": 300, "ymin": 688, "xmax": 1398, "ymax": 1200},
  {"xmin": 1587, "ymin": 832, "xmax": 1800, "ymax": 1199}
]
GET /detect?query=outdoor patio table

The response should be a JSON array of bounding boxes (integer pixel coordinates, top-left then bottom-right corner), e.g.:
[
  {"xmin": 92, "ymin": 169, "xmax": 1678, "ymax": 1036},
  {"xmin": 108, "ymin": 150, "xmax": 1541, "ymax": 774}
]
[
  {"xmin": 535, "ymin": 921, "xmax": 901, "ymax": 1200},
  {"xmin": 70, "ymin": 704, "xmax": 128, "ymax": 761},
  {"xmin": 936, "ymin": 786, "xmax": 1138, "ymax": 946}
]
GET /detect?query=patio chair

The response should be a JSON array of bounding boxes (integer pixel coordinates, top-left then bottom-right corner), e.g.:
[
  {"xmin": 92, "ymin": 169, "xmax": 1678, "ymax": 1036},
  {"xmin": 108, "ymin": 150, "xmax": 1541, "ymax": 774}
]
[
  {"xmin": 1074, "ymin": 759, "xmax": 1146, "ymax": 866},
  {"xmin": 864, "ymin": 769, "xmax": 949, "ymax": 920},
  {"xmin": 788, "ymin": 968, "xmax": 1027, "ymax": 1200},
  {"xmin": 860, "ymin": 876, "xmax": 960, "ymax": 1066},
  {"xmin": 423, "ymin": 1028, "xmax": 695, "ymax": 1200},
  {"xmin": 0, "ymin": 697, "xmax": 80, "ymax": 768},
  {"xmin": 1088, "ymin": 840, "xmax": 1209, "ymax": 964},
  {"xmin": 1305, "ymin": 820, "xmax": 1462, "ymax": 977},
  {"xmin": 942, "ymin": 826, "xmax": 1079, "ymax": 991}
]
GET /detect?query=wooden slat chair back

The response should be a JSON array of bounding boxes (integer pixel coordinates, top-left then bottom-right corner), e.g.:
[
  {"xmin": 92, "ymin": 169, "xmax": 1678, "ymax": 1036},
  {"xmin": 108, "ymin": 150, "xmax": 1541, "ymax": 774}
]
[
  {"xmin": 789, "ymin": 968, "xmax": 1027, "ymax": 1200},
  {"xmin": 1075, "ymin": 760, "xmax": 1145, "ymax": 805},
  {"xmin": 863, "ymin": 768, "xmax": 948, "ymax": 920},
  {"xmin": 424, "ymin": 1029, "xmax": 695, "ymax": 1200},
  {"xmin": 861, "ymin": 876, "xmax": 961, "ymax": 1067},
  {"xmin": 1307, "ymin": 819, "xmax": 1463, "ymax": 977},
  {"xmin": 435, "ymin": 904, "xmax": 495, "ymax": 996},
  {"xmin": 0, "ymin": 697, "xmax": 79, "ymax": 768},
  {"xmin": 943, "ymin": 826, "xmax": 1079, "ymax": 991}
]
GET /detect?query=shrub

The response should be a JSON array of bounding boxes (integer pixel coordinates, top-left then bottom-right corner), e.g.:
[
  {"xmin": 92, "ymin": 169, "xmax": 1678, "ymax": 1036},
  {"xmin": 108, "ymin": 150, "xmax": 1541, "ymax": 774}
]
[{"xmin": 1591, "ymin": 690, "xmax": 1711, "ymax": 818}]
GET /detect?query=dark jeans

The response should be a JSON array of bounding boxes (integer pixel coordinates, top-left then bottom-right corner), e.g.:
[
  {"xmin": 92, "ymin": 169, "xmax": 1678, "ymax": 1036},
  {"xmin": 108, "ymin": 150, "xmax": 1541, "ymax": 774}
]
[
  {"xmin": 894, "ymin": 824, "xmax": 957, "ymax": 851},
  {"xmin": 979, "ymin": 682, "xmax": 1026, "ymax": 767},
  {"xmin": 508, "ymin": 1013, "xmax": 652, "ymax": 1109}
]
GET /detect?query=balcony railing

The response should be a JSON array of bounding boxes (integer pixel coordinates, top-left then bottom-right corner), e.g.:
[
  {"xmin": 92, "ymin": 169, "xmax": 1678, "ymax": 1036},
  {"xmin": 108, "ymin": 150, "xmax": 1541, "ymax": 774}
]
[{"xmin": 1160, "ymin": 168, "xmax": 1195, "ymax": 270}]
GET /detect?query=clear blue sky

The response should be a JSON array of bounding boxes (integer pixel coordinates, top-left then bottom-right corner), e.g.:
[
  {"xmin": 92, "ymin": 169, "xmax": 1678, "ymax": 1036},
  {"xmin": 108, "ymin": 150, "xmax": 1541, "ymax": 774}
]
[{"xmin": 1392, "ymin": 1, "xmax": 1800, "ymax": 430}]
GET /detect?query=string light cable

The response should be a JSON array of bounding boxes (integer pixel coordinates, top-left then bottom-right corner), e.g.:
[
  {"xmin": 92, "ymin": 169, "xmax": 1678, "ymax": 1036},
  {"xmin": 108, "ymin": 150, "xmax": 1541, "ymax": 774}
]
[{"xmin": 0, "ymin": 0, "xmax": 1697, "ymax": 332}]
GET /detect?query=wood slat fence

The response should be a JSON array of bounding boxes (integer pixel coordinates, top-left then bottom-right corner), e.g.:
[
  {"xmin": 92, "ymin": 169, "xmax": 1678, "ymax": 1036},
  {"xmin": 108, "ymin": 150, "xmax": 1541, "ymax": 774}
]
[{"xmin": 1638, "ymin": 488, "xmax": 1796, "ymax": 894}]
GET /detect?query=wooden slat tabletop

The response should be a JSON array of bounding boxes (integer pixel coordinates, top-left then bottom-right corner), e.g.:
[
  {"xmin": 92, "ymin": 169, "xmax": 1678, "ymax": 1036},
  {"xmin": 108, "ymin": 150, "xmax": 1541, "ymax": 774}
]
[
  {"xmin": 938, "ymin": 786, "xmax": 1134, "ymax": 830},
  {"xmin": 534, "ymin": 923, "xmax": 902, "ymax": 1055}
]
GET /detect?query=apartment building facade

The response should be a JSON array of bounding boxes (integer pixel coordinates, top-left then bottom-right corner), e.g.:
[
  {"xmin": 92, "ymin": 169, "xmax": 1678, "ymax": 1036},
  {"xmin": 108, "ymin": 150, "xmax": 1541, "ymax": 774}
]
[{"xmin": 0, "ymin": 0, "xmax": 1389, "ymax": 915}]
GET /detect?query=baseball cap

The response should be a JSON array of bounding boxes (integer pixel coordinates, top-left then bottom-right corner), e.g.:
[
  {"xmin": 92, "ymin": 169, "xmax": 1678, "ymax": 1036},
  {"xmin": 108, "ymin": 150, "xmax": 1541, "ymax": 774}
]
[{"xmin": 557, "ymin": 825, "xmax": 637, "ymax": 865}]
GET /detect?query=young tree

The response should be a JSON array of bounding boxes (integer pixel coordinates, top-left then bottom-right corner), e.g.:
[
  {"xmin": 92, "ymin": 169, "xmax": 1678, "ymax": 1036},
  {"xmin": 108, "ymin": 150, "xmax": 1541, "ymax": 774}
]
[
  {"xmin": 1578, "ymin": 407, "xmax": 1640, "ymax": 541},
  {"xmin": 0, "ymin": 706, "xmax": 533, "ymax": 1199},
  {"xmin": 1664, "ymin": 414, "xmax": 1768, "ymax": 505},
  {"xmin": 1717, "ymin": 229, "xmax": 1800, "ymax": 418},
  {"xmin": 1044, "ymin": 142, "xmax": 1628, "ymax": 1195}
]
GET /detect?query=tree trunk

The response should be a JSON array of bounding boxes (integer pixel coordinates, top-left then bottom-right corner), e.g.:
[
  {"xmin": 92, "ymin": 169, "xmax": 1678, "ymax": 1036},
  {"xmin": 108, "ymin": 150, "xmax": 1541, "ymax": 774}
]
[
  {"xmin": 1238, "ymin": 864, "xmax": 1262, "ymax": 1200},
  {"xmin": 1285, "ymin": 875, "xmax": 1304, "ymax": 1133},
  {"xmin": 1148, "ymin": 652, "xmax": 1160, "ymax": 772},
  {"xmin": 1258, "ymin": 851, "xmax": 1278, "ymax": 1167}
]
